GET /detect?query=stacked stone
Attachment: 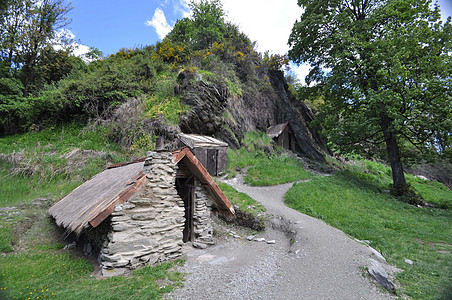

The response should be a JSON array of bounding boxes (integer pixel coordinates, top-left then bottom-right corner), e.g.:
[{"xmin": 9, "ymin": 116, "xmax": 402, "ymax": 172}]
[
  {"xmin": 98, "ymin": 151, "xmax": 185, "ymax": 277},
  {"xmin": 193, "ymin": 180, "xmax": 215, "ymax": 245},
  {"xmin": 81, "ymin": 218, "xmax": 111, "ymax": 256}
]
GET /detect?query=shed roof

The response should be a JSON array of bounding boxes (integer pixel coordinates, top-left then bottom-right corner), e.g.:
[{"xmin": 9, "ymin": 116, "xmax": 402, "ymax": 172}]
[
  {"xmin": 48, "ymin": 160, "xmax": 145, "ymax": 235},
  {"xmin": 179, "ymin": 133, "xmax": 228, "ymax": 149},
  {"xmin": 173, "ymin": 147, "xmax": 234, "ymax": 216},
  {"xmin": 266, "ymin": 122, "xmax": 290, "ymax": 138},
  {"xmin": 49, "ymin": 148, "xmax": 234, "ymax": 235}
]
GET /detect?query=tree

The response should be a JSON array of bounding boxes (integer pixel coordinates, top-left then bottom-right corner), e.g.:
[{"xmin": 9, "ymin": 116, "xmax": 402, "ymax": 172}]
[
  {"xmin": 166, "ymin": 0, "xmax": 228, "ymax": 51},
  {"xmin": 0, "ymin": 0, "xmax": 30, "ymax": 73},
  {"xmin": 0, "ymin": 0, "xmax": 72, "ymax": 95},
  {"xmin": 289, "ymin": 0, "xmax": 452, "ymax": 203}
]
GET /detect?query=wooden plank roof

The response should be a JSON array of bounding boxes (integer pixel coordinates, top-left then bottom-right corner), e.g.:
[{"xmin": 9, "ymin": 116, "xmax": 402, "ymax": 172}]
[
  {"xmin": 49, "ymin": 148, "xmax": 234, "ymax": 235},
  {"xmin": 179, "ymin": 133, "xmax": 228, "ymax": 148},
  {"xmin": 266, "ymin": 122, "xmax": 289, "ymax": 138},
  {"xmin": 48, "ymin": 161, "xmax": 145, "ymax": 235}
]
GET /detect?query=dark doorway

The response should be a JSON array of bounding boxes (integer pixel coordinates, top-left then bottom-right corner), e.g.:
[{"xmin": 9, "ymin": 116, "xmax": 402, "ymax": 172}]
[
  {"xmin": 206, "ymin": 148, "xmax": 218, "ymax": 175},
  {"xmin": 288, "ymin": 132, "xmax": 293, "ymax": 151},
  {"xmin": 175, "ymin": 176, "xmax": 194, "ymax": 242}
]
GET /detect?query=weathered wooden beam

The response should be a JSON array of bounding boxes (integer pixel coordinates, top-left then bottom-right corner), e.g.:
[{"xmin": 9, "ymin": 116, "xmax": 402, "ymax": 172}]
[{"xmin": 89, "ymin": 173, "xmax": 146, "ymax": 228}]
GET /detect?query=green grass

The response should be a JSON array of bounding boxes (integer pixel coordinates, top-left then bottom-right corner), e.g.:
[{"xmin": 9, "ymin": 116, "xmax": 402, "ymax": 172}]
[
  {"xmin": 245, "ymin": 152, "xmax": 312, "ymax": 186},
  {"xmin": 409, "ymin": 177, "xmax": 452, "ymax": 209},
  {"xmin": 0, "ymin": 252, "xmax": 184, "ymax": 300},
  {"xmin": 227, "ymin": 148, "xmax": 312, "ymax": 186},
  {"xmin": 217, "ymin": 182, "xmax": 266, "ymax": 230},
  {"xmin": 217, "ymin": 182, "xmax": 266, "ymax": 217},
  {"xmin": 145, "ymin": 72, "xmax": 189, "ymax": 125},
  {"xmin": 226, "ymin": 131, "xmax": 312, "ymax": 186},
  {"xmin": 284, "ymin": 161, "xmax": 452, "ymax": 299},
  {"xmin": 0, "ymin": 223, "xmax": 13, "ymax": 252},
  {"xmin": 241, "ymin": 130, "xmax": 272, "ymax": 152},
  {"xmin": 0, "ymin": 123, "xmax": 120, "ymax": 155},
  {"xmin": 0, "ymin": 205, "xmax": 184, "ymax": 300},
  {"xmin": 0, "ymin": 123, "xmax": 127, "ymax": 207}
]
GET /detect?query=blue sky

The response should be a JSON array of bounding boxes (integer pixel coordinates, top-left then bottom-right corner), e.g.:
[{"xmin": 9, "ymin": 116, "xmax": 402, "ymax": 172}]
[
  {"xmin": 68, "ymin": 0, "xmax": 306, "ymax": 56},
  {"xmin": 68, "ymin": 0, "xmax": 182, "ymax": 56},
  {"xmin": 67, "ymin": 0, "xmax": 452, "ymax": 82}
]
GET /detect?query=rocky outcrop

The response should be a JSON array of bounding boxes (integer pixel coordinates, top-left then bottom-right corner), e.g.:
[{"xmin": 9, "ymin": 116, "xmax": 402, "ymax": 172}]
[{"xmin": 177, "ymin": 69, "xmax": 327, "ymax": 162}]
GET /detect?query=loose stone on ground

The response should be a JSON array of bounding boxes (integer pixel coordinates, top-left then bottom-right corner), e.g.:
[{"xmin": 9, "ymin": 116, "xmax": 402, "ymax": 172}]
[{"xmin": 368, "ymin": 259, "xmax": 396, "ymax": 292}]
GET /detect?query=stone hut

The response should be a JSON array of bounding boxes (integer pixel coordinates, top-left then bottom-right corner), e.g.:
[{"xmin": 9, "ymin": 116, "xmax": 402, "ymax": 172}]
[
  {"xmin": 267, "ymin": 122, "xmax": 297, "ymax": 152},
  {"xmin": 178, "ymin": 134, "xmax": 228, "ymax": 176},
  {"xmin": 48, "ymin": 147, "xmax": 235, "ymax": 276}
]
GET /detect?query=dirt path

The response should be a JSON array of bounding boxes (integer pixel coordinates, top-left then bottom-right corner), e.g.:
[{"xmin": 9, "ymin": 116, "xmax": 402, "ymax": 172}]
[{"xmin": 168, "ymin": 176, "xmax": 394, "ymax": 299}]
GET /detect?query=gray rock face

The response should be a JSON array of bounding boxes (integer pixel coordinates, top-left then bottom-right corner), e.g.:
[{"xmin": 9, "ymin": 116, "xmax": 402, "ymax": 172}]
[
  {"xmin": 102, "ymin": 267, "xmax": 126, "ymax": 277},
  {"xmin": 63, "ymin": 241, "xmax": 76, "ymax": 250},
  {"xmin": 193, "ymin": 182, "xmax": 215, "ymax": 245},
  {"xmin": 177, "ymin": 69, "xmax": 327, "ymax": 161},
  {"xmin": 368, "ymin": 259, "xmax": 395, "ymax": 292},
  {"xmin": 369, "ymin": 246, "xmax": 387, "ymax": 262}
]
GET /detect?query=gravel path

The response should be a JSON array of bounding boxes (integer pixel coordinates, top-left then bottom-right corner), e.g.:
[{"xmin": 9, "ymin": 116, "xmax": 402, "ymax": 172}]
[{"xmin": 168, "ymin": 176, "xmax": 395, "ymax": 300}]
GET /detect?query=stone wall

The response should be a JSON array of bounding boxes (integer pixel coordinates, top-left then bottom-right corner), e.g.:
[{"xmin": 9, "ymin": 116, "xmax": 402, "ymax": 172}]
[
  {"xmin": 193, "ymin": 180, "xmax": 215, "ymax": 245},
  {"xmin": 80, "ymin": 216, "xmax": 111, "ymax": 257},
  {"xmin": 98, "ymin": 151, "xmax": 185, "ymax": 276},
  {"xmin": 80, "ymin": 150, "xmax": 220, "ymax": 276}
]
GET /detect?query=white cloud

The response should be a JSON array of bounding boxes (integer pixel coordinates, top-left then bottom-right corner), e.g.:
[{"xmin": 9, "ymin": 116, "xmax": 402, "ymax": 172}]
[
  {"xmin": 73, "ymin": 44, "xmax": 91, "ymax": 57},
  {"xmin": 221, "ymin": 0, "xmax": 303, "ymax": 55},
  {"xmin": 145, "ymin": 8, "xmax": 172, "ymax": 40},
  {"xmin": 52, "ymin": 28, "xmax": 75, "ymax": 50},
  {"xmin": 289, "ymin": 63, "xmax": 311, "ymax": 86},
  {"xmin": 53, "ymin": 29, "xmax": 93, "ymax": 61},
  {"xmin": 220, "ymin": 1, "xmax": 307, "ymax": 83},
  {"xmin": 177, "ymin": 0, "xmax": 190, "ymax": 18}
]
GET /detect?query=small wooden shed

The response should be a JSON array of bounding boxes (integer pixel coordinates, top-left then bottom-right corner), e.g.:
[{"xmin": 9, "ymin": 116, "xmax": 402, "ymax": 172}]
[
  {"xmin": 266, "ymin": 122, "xmax": 296, "ymax": 152},
  {"xmin": 178, "ymin": 134, "xmax": 228, "ymax": 176}
]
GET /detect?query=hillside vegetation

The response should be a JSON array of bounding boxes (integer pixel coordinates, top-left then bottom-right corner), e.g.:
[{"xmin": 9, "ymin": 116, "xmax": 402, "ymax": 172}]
[{"xmin": 1, "ymin": 0, "xmax": 326, "ymax": 163}]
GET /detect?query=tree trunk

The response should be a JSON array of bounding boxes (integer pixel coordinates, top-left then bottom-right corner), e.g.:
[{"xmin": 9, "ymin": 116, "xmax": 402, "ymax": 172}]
[{"xmin": 379, "ymin": 112, "xmax": 407, "ymax": 193}]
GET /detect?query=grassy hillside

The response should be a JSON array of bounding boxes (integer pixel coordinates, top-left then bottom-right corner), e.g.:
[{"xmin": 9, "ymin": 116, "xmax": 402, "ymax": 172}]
[
  {"xmin": 0, "ymin": 123, "xmax": 129, "ymax": 207},
  {"xmin": 225, "ymin": 131, "xmax": 313, "ymax": 185}
]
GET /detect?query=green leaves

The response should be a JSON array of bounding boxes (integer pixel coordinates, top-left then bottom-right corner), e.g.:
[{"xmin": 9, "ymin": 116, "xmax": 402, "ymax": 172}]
[
  {"xmin": 290, "ymin": 0, "xmax": 452, "ymax": 159},
  {"xmin": 289, "ymin": 0, "xmax": 451, "ymax": 195},
  {"xmin": 166, "ymin": 0, "xmax": 228, "ymax": 51},
  {"xmin": 0, "ymin": 0, "xmax": 73, "ymax": 95}
]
